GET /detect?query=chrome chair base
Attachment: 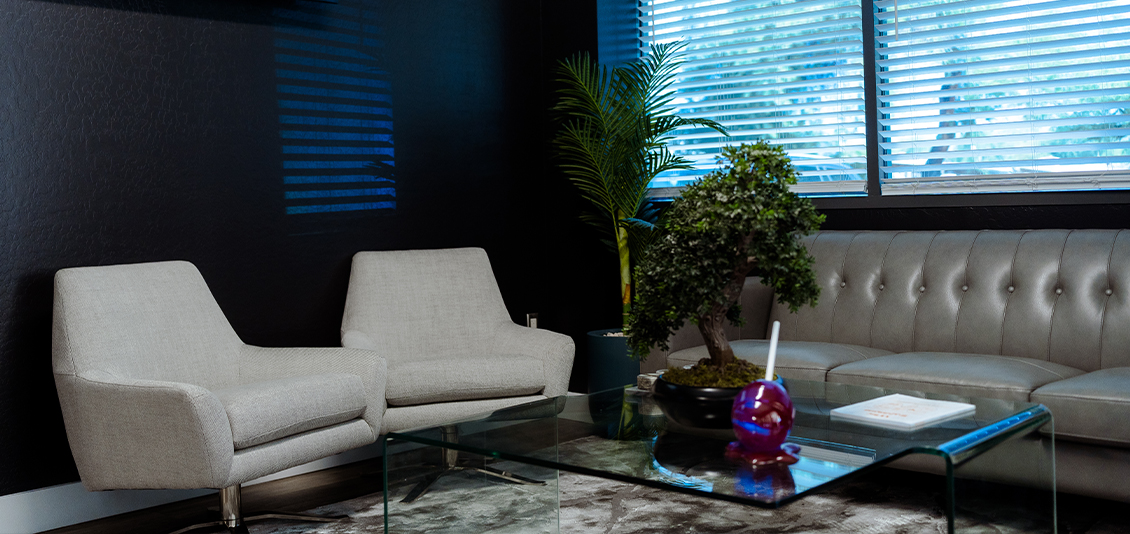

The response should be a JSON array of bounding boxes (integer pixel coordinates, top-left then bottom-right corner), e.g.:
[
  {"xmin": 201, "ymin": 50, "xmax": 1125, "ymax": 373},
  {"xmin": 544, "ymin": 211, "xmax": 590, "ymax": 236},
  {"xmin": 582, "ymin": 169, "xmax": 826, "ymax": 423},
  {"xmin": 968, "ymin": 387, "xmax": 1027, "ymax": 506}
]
[
  {"xmin": 400, "ymin": 425, "xmax": 546, "ymax": 504},
  {"xmin": 169, "ymin": 484, "xmax": 347, "ymax": 534}
]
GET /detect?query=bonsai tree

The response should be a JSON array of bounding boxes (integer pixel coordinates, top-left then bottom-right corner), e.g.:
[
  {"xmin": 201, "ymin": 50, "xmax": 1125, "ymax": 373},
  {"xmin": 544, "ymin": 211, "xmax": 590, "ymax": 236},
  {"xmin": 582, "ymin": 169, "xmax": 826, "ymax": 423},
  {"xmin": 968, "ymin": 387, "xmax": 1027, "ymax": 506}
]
[
  {"xmin": 626, "ymin": 141, "xmax": 825, "ymax": 386},
  {"xmin": 553, "ymin": 42, "xmax": 727, "ymax": 328}
]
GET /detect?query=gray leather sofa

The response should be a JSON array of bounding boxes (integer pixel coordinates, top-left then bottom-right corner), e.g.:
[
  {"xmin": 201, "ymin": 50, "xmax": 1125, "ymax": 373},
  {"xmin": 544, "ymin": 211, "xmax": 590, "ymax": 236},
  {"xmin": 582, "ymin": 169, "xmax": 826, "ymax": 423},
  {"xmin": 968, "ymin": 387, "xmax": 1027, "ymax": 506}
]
[{"xmin": 659, "ymin": 230, "xmax": 1130, "ymax": 503}]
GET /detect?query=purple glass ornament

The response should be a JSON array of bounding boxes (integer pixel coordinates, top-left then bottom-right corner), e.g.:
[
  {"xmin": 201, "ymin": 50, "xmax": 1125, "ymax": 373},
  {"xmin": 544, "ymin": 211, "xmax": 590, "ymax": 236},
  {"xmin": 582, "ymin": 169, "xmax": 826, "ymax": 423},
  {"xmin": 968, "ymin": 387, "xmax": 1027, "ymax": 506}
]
[{"xmin": 725, "ymin": 379, "xmax": 800, "ymax": 465}]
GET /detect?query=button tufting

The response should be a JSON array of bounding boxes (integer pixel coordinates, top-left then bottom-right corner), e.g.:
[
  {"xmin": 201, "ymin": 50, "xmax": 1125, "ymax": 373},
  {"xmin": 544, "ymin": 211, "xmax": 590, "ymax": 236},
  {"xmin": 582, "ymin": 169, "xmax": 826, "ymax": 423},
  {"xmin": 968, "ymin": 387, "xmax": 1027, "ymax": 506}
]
[
  {"xmin": 1107, "ymin": 289, "xmax": 1114, "ymax": 296},
  {"xmin": 878, "ymin": 284, "xmax": 885, "ymax": 290},
  {"xmin": 840, "ymin": 282, "xmax": 846, "ymax": 288},
  {"xmin": 919, "ymin": 286, "xmax": 926, "ymax": 293},
  {"xmin": 1055, "ymin": 288, "xmax": 1063, "ymax": 295},
  {"xmin": 1008, "ymin": 286, "xmax": 1015, "ymax": 292},
  {"xmin": 962, "ymin": 285, "xmax": 968, "ymax": 291}
]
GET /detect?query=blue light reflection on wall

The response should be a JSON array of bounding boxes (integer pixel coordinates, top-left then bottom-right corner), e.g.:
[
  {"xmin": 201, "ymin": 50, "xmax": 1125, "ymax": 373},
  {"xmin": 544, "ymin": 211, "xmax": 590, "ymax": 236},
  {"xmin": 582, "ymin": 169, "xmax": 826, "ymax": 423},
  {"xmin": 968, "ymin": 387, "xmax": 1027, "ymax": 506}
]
[{"xmin": 273, "ymin": 0, "xmax": 395, "ymax": 215}]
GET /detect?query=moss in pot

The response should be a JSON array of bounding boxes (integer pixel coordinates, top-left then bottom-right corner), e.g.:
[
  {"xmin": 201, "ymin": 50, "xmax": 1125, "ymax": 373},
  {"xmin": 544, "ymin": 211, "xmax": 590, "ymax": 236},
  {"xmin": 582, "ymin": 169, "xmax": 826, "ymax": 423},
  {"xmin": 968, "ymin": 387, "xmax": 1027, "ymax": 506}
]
[{"xmin": 626, "ymin": 141, "xmax": 823, "ymax": 428}]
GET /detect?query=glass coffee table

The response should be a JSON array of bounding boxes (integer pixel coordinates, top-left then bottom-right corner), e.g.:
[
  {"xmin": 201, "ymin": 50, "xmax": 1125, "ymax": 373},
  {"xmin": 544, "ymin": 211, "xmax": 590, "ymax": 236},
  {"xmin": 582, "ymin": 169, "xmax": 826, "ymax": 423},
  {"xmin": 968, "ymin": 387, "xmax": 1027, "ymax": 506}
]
[{"xmin": 381, "ymin": 379, "xmax": 1055, "ymax": 534}]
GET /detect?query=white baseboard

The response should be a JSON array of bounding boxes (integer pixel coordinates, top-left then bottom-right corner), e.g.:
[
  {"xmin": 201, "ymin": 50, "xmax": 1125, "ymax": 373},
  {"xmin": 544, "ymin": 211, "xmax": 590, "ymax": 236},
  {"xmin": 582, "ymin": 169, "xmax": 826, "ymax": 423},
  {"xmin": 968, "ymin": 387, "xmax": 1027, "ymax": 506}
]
[{"xmin": 0, "ymin": 442, "xmax": 384, "ymax": 534}]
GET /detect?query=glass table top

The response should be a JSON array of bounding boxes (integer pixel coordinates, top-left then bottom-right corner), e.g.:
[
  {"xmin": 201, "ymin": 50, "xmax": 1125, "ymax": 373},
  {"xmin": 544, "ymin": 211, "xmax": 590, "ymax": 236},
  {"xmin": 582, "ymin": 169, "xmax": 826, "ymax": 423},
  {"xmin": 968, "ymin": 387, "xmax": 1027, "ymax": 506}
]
[{"xmin": 385, "ymin": 379, "xmax": 1051, "ymax": 508}]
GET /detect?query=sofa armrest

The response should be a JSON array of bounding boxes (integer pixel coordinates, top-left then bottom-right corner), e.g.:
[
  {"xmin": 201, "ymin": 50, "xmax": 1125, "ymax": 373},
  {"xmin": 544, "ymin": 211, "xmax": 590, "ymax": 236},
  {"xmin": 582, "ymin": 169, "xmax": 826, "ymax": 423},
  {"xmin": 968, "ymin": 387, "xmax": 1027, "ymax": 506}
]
[
  {"xmin": 54, "ymin": 371, "xmax": 233, "ymax": 490},
  {"xmin": 490, "ymin": 324, "xmax": 575, "ymax": 398},
  {"xmin": 238, "ymin": 345, "xmax": 386, "ymax": 437}
]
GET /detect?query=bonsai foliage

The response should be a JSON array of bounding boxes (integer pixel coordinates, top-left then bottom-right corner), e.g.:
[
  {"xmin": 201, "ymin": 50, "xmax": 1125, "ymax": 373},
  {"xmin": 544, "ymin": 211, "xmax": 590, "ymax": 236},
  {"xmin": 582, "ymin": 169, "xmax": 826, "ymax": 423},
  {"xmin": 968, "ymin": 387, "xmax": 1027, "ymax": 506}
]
[
  {"xmin": 626, "ymin": 141, "xmax": 824, "ymax": 370},
  {"xmin": 553, "ymin": 42, "xmax": 727, "ymax": 327}
]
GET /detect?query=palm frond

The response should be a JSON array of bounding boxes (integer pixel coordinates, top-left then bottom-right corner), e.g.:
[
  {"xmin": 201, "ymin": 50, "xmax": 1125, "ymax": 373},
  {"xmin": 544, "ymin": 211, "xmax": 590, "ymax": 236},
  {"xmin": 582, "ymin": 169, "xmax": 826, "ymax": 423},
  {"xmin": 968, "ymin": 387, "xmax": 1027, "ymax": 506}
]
[
  {"xmin": 651, "ymin": 116, "xmax": 728, "ymax": 141},
  {"xmin": 553, "ymin": 41, "xmax": 730, "ymax": 262}
]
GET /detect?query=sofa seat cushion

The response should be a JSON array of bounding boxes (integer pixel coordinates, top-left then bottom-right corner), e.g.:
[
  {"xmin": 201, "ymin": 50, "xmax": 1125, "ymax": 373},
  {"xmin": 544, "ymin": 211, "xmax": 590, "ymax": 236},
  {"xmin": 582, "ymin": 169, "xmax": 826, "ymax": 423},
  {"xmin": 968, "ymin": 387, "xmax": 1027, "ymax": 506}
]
[
  {"xmin": 1031, "ymin": 368, "xmax": 1130, "ymax": 447},
  {"xmin": 214, "ymin": 374, "xmax": 367, "ymax": 450},
  {"xmin": 386, "ymin": 356, "xmax": 545, "ymax": 407},
  {"xmin": 669, "ymin": 340, "xmax": 892, "ymax": 382},
  {"xmin": 829, "ymin": 353, "xmax": 1086, "ymax": 402}
]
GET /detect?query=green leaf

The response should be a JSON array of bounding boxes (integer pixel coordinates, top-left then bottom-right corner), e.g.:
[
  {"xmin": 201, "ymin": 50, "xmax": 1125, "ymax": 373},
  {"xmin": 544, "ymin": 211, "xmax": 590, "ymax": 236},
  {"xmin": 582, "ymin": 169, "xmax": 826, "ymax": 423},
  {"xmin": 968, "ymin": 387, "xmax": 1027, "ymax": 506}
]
[
  {"xmin": 625, "ymin": 140, "xmax": 824, "ymax": 362},
  {"xmin": 553, "ymin": 42, "xmax": 730, "ymax": 311}
]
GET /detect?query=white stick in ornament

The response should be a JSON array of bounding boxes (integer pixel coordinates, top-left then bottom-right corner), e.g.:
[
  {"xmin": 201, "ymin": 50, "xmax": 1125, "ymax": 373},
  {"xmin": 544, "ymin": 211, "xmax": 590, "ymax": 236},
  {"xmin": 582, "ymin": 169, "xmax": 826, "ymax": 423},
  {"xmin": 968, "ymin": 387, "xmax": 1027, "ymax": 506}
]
[{"xmin": 765, "ymin": 321, "xmax": 781, "ymax": 381}]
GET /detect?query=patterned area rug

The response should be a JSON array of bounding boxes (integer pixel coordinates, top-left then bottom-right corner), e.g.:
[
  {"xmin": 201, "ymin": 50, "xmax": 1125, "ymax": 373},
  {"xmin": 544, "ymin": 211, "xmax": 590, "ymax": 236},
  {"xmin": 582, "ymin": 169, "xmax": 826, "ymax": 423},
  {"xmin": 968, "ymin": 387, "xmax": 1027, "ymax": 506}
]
[{"xmin": 252, "ymin": 436, "xmax": 1130, "ymax": 534}]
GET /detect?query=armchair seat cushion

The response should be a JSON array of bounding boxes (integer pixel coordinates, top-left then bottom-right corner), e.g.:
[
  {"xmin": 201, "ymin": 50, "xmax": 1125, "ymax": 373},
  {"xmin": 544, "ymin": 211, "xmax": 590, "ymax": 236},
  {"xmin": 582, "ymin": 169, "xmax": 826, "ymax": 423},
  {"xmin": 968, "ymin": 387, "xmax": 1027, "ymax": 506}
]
[
  {"xmin": 829, "ymin": 353, "xmax": 1086, "ymax": 402},
  {"xmin": 386, "ymin": 356, "xmax": 545, "ymax": 407},
  {"xmin": 1032, "ymin": 368, "xmax": 1130, "ymax": 447},
  {"xmin": 669, "ymin": 340, "xmax": 892, "ymax": 382},
  {"xmin": 214, "ymin": 374, "xmax": 367, "ymax": 450}
]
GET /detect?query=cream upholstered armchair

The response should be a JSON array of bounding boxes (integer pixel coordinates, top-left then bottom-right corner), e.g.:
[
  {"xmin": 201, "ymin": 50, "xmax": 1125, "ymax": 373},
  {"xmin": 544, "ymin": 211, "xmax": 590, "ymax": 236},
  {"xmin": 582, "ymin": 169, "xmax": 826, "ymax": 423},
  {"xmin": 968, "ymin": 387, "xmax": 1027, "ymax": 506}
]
[
  {"xmin": 341, "ymin": 248, "xmax": 574, "ymax": 500},
  {"xmin": 52, "ymin": 261, "xmax": 386, "ymax": 534}
]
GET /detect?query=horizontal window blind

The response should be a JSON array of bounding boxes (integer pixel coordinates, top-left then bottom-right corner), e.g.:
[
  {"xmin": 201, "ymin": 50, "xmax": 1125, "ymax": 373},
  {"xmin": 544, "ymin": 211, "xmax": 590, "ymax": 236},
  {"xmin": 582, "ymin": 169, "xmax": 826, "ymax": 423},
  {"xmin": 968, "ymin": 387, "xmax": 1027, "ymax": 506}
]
[
  {"xmin": 878, "ymin": 0, "xmax": 1130, "ymax": 194},
  {"xmin": 640, "ymin": 0, "xmax": 868, "ymax": 197}
]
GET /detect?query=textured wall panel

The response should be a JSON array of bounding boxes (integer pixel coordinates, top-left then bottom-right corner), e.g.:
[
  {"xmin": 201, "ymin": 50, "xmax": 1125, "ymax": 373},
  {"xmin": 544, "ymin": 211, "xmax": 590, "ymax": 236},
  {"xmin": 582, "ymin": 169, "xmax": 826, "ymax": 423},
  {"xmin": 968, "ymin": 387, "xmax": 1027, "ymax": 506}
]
[{"xmin": 0, "ymin": 0, "xmax": 572, "ymax": 497}]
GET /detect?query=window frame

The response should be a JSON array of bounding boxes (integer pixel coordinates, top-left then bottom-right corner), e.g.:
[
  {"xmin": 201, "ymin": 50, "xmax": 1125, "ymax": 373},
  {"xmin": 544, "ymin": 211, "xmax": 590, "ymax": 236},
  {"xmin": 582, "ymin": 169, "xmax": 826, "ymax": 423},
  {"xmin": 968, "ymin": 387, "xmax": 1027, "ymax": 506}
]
[{"xmin": 624, "ymin": 0, "xmax": 1130, "ymax": 209}]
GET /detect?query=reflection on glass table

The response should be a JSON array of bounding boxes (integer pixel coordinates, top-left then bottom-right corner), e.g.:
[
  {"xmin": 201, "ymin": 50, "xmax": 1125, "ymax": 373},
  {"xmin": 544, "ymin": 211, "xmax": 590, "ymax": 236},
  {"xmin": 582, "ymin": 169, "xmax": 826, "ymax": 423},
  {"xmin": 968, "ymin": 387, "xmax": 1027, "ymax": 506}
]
[{"xmin": 383, "ymin": 379, "xmax": 1055, "ymax": 534}]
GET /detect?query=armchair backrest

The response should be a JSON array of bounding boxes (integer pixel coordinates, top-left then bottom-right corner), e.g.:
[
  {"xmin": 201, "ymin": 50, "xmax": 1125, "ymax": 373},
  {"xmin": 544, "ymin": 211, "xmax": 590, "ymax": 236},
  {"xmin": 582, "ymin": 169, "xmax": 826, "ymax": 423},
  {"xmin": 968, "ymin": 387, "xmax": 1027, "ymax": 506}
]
[
  {"xmin": 53, "ymin": 260, "xmax": 243, "ymax": 390},
  {"xmin": 341, "ymin": 248, "xmax": 513, "ymax": 362}
]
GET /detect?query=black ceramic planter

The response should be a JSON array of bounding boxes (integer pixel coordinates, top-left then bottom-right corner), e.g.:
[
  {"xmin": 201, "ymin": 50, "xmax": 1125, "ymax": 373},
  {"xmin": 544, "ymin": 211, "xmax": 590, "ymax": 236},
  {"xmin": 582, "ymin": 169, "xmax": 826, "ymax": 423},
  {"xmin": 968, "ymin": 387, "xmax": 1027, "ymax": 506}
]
[
  {"xmin": 651, "ymin": 377, "xmax": 744, "ymax": 429},
  {"xmin": 652, "ymin": 376, "xmax": 787, "ymax": 429}
]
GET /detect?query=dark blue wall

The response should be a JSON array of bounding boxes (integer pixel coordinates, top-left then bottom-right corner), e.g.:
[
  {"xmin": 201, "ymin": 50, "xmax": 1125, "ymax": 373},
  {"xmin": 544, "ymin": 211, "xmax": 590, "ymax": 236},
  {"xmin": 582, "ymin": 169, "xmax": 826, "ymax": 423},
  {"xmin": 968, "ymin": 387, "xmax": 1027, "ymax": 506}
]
[{"xmin": 0, "ymin": 0, "xmax": 605, "ymax": 497}]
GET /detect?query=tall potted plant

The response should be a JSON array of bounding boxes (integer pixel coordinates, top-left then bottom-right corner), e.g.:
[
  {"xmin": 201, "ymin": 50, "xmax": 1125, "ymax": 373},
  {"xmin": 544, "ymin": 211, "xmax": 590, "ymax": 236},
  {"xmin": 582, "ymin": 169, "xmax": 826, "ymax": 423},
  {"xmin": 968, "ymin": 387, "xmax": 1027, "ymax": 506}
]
[
  {"xmin": 625, "ymin": 141, "xmax": 824, "ymax": 426},
  {"xmin": 553, "ymin": 42, "xmax": 727, "ymax": 392}
]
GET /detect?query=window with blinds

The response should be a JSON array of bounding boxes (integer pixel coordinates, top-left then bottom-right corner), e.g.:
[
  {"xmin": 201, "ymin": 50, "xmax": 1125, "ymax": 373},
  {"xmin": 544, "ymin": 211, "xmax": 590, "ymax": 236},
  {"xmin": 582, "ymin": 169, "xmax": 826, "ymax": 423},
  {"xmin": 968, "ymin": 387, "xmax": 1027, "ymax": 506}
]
[
  {"xmin": 877, "ymin": 0, "xmax": 1130, "ymax": 194},
  {"xmin": 640, "ymin": 0, "xmax": 868, "ymax": 197}
]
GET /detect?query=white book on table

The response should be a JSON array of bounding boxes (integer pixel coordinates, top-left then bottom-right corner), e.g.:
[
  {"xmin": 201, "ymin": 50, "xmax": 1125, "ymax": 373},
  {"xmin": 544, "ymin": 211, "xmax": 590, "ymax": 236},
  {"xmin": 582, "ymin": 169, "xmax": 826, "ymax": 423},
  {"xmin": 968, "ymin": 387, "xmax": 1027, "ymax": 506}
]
[{"xmin": 830, "ymin": 394, "xmax": 976, "ymax": 431}]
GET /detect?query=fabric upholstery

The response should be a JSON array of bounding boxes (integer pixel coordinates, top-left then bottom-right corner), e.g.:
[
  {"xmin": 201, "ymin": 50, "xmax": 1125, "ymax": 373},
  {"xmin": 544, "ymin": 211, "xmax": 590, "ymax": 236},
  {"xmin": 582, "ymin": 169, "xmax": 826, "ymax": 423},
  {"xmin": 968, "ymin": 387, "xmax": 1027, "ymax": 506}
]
[
  {"xmin": 52, "ymin": 260, "xmax": 385, "ymax": 491},
  {"xmin": 53, "ymin": 260, "xmax": 243, "ymax": 391},
  {"xmin": 341, "ymin": 248, "xmax": 575, "ymax": 428},
  {"xmin": 224, "ymin": 419, "xmax": 376, "ymax": 487},
  {"xmin": 489, "ymin": 323, "xmax": 574, "ymax": 398},
  {"xmin": 214, "ymin": 374, "xmax": 366, "ymax": 450},
  {"xmin": 381, "ymin": 395, "xmax": 547, "ymax": 434},
  {"xmin": 669, "ymin": 340, "xmax": 890, "ymax": 382},
  {"xmin": 386, "ymin": 357, "xmax": 545, "ymax": 407},
  {"xmin": 1031, "ymin": 367, "xmax": 1130, "ymax": 447},
  {"xmin": 54, "ymin": 371, "xmax": 234, "ymax": 490},
  {"xmin": 238, "ymin": 345, "xmax": 386, "ymax": 441},
  {"xmin": 829, "ymin": 352, "xmax": 1085, "ymax": 402},
  {"xmin": 769, "ymin": 230, "xmax": 1130, "ymax": 372},
  {"xmin": 342, "ymin": 248, "xmax": 513, "ymax": 362}
]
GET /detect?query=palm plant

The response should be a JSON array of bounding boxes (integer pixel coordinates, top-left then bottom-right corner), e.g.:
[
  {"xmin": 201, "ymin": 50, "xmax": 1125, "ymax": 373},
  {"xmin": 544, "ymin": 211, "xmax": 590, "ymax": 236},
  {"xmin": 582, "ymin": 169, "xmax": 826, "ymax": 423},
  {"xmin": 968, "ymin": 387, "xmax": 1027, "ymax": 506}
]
[{"xmin": 553, "ymin": 42, "xmax": 728, "ymax": 328}]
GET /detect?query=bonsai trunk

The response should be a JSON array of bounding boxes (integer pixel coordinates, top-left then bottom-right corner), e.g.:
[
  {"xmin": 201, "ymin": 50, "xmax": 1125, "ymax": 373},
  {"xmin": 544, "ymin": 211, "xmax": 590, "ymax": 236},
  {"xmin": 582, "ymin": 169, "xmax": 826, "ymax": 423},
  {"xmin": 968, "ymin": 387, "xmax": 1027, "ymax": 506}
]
[
  {"xmin": 697, "ymin": 313, "xmax": 736, "ymax": 367},
  {"xmin": 696, "ymin": 233, "xmax": 760, "ymax": 368}
]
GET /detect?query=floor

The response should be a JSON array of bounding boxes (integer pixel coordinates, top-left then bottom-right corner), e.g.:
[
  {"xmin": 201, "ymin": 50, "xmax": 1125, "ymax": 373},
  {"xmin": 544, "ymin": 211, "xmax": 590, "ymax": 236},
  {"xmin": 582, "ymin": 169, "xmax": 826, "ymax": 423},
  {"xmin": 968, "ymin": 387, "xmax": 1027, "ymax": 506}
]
[{"xmin": 45, "ymin": 451, "xmax": 1130, "ymax": 534}]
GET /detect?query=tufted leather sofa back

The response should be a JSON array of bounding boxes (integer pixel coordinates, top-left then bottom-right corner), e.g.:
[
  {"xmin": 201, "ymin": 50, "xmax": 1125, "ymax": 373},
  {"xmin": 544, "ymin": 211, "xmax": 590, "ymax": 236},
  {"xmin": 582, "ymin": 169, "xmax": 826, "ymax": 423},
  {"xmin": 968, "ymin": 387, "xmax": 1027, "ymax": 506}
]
[{"xmin": 767, "ymin": 230, "xmax": 1130, "ymax": 372}]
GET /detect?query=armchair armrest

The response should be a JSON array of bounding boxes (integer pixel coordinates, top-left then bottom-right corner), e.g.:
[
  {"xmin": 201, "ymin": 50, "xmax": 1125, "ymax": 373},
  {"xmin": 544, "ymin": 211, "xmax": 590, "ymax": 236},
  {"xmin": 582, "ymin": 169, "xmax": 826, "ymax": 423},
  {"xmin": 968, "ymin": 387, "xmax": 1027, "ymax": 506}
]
[
  {"xmin": 238, "ymin": 346, "xmax": 387, "ymax": 436},
  {"xmin": 490, "ymin": 324, "xmax": 575, "ymax": 397},
  {"xmin": 53, "ymin": 371, "xmax": 233, "ymax": 491}
]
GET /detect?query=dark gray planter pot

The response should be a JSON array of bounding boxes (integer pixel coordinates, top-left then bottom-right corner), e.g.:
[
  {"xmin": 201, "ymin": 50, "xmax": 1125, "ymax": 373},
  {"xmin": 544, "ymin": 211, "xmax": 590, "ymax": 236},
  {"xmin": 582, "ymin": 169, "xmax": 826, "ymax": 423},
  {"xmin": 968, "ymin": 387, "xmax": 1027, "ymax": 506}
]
[
  {"xmin": 651, "ymin": 375, "xmax": 787, "ymax": 429},
  {"xmin": 586, "ymin": 328, "xmax": 640, "ymax": 393}
]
